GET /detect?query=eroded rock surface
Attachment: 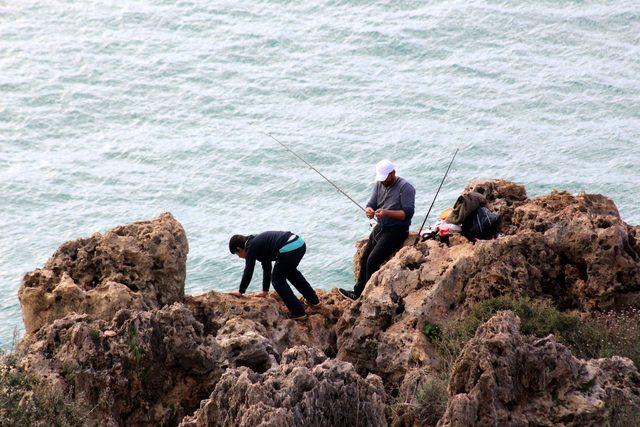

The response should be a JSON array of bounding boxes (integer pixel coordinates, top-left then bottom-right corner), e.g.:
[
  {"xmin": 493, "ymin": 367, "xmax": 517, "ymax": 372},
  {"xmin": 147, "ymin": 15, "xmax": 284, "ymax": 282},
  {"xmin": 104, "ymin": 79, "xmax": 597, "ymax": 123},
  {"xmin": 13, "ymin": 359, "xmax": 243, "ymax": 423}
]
[
  {"xmin": 336, "ymin": 181, "xmax": 640, "ymax": 390},
  {"xmin": 186, "ymin": 289, "xmax": 349, "ymax": 363},
  {"xmin": 511, "ymin": 190, "xmax": 640, "ymax": 310},
  {"xmin": 21, "ymin": 303, "xmax": 222, "ymax": 426},
  {"xmin": 11, "ymin": 180, "xmax": 640, "ymax": 427},
  {"xmin": 19, "ymin": 212, "xmax": 188, "ymax": 334},
  {"xmin": 179, "ymin": 346, "xmax": 387, "ymax": 427},
  {"xmin": 438, "ymin": 311, "xmax": 640, "ymax": 426}
]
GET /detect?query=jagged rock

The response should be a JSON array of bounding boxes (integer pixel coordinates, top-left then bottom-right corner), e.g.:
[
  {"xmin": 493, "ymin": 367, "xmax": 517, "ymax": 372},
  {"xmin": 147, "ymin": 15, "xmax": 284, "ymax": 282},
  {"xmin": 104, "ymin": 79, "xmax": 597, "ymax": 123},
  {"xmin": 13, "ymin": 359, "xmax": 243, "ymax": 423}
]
[
  {"xmin": 17, "ymin": 288, "xmax": 349, "ymax": 426},
  {"xmin": 337, "ymin": 244, "xmax": 440, "ymax": 386},
  {"xmin": 337, "ymin": 180, "xmax": 640, "ymax": 390},
  {"xmin": 186, "ymin": 289, "xmax": 348, "ymax": 359},
  {"xmin": 438, "ymin": 311, "xmax": 640, "ymax": 426},
  {"xmin": 9, "ymin": 184, "xmax": 640, "ymax": 427},
  {"xmin": 512, "ymin": 190, "xmax": 640, "ymax": 310},
  {"xmin": 20, "ymin": 303, "xmax": 222, "ymax": 426},
  {"xmin": 179, "ymin": 346, "xmax": 387, "ymax": 427},
  {"xmin": 18, "ymin": 213, "xmax": 188, "ymax": 334},
  {"xmin": 215, "ymin": 318, "xmax": 277, "ymax": 373}
]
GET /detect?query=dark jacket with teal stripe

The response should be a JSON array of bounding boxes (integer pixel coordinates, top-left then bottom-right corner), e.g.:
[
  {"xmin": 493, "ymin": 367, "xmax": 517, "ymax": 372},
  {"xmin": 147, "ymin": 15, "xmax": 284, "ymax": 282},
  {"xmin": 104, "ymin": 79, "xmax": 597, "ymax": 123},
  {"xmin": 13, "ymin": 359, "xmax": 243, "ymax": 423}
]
[{"xmin": 238, "ymin": 231, "xmax": 294, "ymax": 294}]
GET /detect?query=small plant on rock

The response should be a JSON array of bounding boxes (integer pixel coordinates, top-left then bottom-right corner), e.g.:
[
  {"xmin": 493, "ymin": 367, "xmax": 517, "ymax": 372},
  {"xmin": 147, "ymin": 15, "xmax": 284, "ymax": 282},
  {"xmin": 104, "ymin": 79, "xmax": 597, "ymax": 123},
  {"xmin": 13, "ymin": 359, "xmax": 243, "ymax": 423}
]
[
  {"xmin": 412, "ymin": 375, "xmax": 448, "ymax": 425},
  {"xmin": 365, "ymin": 340, "xmax": 378, "ymax": 359},
  {"xmin": 390, "ymin": 373, "xmax": 448, "ymax": 427},
  {"xmin": 89, "ymin": 329, "xmax": 101, "ymax": 344},
  {"xmin": 0, "ymin": 351, "xmax": 83, "ymax": 426},
  {"xmin": 422, "ymin": 322, "xmax": 442, "ymax": 342}
]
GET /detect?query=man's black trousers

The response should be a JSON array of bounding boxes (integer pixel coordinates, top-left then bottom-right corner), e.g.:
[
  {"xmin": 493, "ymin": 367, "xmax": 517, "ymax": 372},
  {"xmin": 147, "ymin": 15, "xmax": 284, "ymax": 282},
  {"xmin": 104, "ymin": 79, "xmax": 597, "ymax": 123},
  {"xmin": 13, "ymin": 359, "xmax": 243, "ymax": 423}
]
[
  {"xmin": 272, "ymin": 243, "xmax": 319, "ymax": 316},
  {"xmin": 354, "ymin": 226, "xmax": 408, "ymax": 296}
]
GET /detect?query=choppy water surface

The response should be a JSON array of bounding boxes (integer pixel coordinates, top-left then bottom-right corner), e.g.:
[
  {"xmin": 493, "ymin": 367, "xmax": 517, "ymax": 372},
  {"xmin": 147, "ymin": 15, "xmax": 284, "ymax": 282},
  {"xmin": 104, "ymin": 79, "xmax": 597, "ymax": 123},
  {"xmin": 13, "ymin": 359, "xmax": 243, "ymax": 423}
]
[{"xmin": 1, "ymin": 0, "xmax": 639, "ymax": 347}]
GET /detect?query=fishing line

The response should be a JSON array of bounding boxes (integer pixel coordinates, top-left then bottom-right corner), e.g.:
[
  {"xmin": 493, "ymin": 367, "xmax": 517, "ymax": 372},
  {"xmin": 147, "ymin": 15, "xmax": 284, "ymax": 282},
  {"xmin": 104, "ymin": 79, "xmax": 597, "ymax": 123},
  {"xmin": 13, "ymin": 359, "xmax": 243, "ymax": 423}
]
[{"xmin": 262, "ymin": 132, "xmax": 376, "ymax": 226}]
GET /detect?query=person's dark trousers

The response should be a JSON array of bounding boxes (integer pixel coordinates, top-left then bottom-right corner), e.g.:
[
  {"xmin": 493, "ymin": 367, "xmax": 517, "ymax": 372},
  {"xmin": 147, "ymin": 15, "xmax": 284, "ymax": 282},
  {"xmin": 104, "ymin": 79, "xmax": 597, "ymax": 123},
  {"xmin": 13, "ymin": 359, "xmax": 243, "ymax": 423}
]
[
  {"xmin": 354, "ymin": 226, "xmax": 408, "ymax": 297},
  {"xmin": 272, "ymin": 243, "xmax": 319, "ymax": 316}
]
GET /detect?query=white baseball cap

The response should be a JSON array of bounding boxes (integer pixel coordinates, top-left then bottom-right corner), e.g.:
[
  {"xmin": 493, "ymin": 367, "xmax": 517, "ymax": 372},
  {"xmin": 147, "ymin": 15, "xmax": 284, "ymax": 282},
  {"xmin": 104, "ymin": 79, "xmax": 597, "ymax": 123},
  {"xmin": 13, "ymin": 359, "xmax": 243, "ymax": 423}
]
[{"xmin": 375, "ymin": 159, "xmax": 395, "ymax": 182}]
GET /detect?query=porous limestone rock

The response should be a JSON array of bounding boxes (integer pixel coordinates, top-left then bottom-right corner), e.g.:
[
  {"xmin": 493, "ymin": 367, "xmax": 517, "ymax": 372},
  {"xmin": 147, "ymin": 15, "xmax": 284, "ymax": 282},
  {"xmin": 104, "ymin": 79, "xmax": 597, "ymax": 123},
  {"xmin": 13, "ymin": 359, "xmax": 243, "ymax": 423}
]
[
  {"xmin": 21, "ymin": 303, "xmax": 222, "ymax": 427},
  {"xmin": 337, "ymin": 180, "xmax": 640, "ymax": 391},
  {"xmin": 511, "ymin": 190, "xmax": 640, "ymax": 310},
  {"xmin": 186, "ymin": 289, "xmax": 349, "ymax": 360},
  {"xmin": 18, "ymin": 213, "xmax": 188, "ymax": 334},
  {"xmin": 179, "ymin": 346, "xmax": 387, "ymax": 427},
  {"xmin": 18, "ymin": 288, "xmax": 351, "ymax": 426},
  {"xmin": 337, "ymin": 244, "xmax": 440, "ymax": 386},
  {"xmin": 438, "ymin": 311, "xmax": 640, "ymax": 426},
  {"xmin": 11, "ymin": 184, "xmax": 640, "ymax": 426},
  {"xmin": 353, "ymin": 233, "xmax": 418, "ymax": 286}
]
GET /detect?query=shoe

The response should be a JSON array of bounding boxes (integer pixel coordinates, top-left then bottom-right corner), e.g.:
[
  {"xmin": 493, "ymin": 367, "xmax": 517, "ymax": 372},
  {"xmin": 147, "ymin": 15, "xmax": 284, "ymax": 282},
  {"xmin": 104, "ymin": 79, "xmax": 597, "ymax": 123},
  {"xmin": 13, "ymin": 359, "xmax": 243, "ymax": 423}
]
[
  {"xmin": 338, "ymin": 288, "xmax": 358, "ymax": 301},
  {"xmin": 299, "ymin": 297, "xmax": 321, "ymax": 307},
  {"xmin": 288, "ymin": 313, "xmax": 308, "ymax": 321}
]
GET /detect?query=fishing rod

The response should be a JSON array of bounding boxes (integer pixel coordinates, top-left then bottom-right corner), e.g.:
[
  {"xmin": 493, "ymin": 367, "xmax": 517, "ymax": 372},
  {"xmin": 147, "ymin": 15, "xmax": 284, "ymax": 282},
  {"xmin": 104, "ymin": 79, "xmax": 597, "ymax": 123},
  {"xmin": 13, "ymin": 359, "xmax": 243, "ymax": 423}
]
[
  {"xmin": 414, "ymin": 148, "xmax": 459, "ymax": 245},
  {"xmin": 263, "ymin": 132, "xmax": 375, "ymax": 221}
]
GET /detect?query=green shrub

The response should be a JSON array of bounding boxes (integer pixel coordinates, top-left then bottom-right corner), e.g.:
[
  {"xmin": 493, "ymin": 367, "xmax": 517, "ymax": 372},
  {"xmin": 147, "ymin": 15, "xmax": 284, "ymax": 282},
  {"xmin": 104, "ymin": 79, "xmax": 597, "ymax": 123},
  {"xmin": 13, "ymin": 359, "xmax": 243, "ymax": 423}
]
[
  {"xmin": 432, "ymin": 297, "xmax": 640, "ymax": 385},
  {"xmin": 571, "ymin": 309, "xmax": 640, "ymax": 368},
  {"xmin": 411, "ymin": 375, "xmax": 448, "ymax": 425},
  {"xmin": 458, "ymin": 296, "xmax": 583, "ymax": 341},
  {"xmin": 0, "ymin": 351, "xmax": 83, "ymax": 426},
  {"xmin": 390, "ymin": 373, "xmax": 448, "ymax": 427},
  {"xmin": 129, "ymin": 342, "xmax": 143, "ymax": 365},
  {"xmin": 365, "ymin": 340, "xmax": 378, "ymax": 359},
  {"xmin": 89, "ymin": 329, "xmax": 101, "ymax": 344},
  {"xmin": 422, "ymin": 322, "xmax": 442, "ymax": 342}
]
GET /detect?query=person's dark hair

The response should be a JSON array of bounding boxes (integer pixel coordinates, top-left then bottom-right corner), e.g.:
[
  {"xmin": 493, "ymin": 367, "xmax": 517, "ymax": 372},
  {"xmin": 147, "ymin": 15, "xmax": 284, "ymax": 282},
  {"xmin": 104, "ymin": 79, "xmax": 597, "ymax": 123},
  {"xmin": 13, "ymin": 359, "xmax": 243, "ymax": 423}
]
[{"xmin": 229, "ymin": 235, "xmax": 248, "ymax": 254}]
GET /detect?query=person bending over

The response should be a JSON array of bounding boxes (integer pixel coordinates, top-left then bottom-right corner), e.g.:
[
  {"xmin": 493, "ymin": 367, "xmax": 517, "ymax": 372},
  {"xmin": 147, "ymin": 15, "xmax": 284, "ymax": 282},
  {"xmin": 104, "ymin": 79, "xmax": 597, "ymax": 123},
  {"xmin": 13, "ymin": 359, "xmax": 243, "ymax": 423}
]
[
  {"xmin": 229, "ymin": 231, "xmax": 319, "ymax": 319},
  {"xmin": 339, "ymin": 159, "xmax": 415, "ymax": 300}
]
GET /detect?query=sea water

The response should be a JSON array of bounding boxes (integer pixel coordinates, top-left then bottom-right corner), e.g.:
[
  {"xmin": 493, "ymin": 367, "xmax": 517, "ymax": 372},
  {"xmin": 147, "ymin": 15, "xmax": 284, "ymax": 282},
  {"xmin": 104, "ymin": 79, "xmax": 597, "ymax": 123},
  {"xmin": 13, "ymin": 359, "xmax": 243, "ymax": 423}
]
[{"xmin": 1, "ymin": 0, "xmax": 639, "ymax": 347}]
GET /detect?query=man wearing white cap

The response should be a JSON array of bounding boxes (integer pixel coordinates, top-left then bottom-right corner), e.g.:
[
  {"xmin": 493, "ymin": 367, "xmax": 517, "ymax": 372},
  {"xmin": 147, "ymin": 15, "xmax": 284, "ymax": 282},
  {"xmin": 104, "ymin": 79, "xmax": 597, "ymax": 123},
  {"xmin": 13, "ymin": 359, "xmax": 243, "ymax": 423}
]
[{"xmin": 339, "ymin": 159, "xmax": 416, "ymax": 300}]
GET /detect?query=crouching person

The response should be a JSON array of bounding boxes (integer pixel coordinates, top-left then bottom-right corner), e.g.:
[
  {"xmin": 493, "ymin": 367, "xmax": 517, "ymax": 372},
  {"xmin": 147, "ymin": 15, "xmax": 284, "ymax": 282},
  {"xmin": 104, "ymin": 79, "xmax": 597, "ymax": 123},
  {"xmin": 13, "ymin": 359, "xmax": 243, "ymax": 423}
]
[{"xmin": 228, "ymin": 231, "xmax": 319, "ymax": 320}]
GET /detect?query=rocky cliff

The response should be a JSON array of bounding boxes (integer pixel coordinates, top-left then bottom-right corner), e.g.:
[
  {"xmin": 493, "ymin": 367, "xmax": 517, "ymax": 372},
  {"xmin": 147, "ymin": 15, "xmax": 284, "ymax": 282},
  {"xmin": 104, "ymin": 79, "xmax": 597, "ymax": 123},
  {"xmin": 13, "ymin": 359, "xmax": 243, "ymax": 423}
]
[
  {"xmin": 438, "ymin": 311, "xmax": 640, "ymax": 426},
  {"xmin": 9, "ymin": 180, "xmax": 640, "ymax": 426}
]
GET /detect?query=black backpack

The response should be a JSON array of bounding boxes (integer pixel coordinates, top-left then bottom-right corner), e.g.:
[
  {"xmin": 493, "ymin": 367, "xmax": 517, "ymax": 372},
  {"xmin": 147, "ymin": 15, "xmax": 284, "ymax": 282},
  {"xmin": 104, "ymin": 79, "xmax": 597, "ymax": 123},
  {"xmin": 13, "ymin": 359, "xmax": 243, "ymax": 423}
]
[{"xmin": 462, "ymin": 207, "xmax": 499, "ymax": 240}]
